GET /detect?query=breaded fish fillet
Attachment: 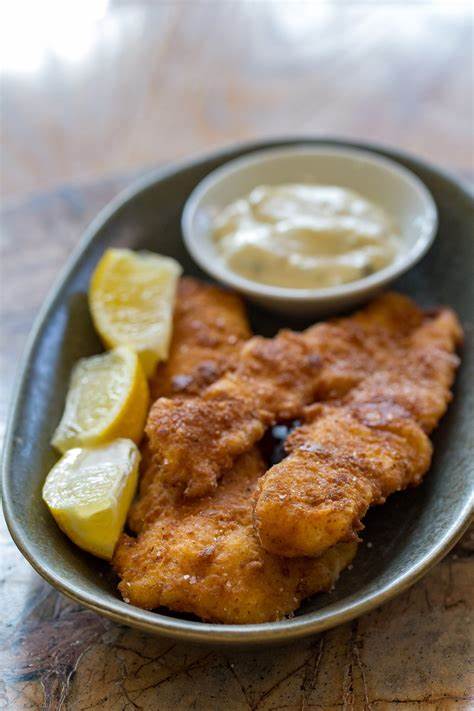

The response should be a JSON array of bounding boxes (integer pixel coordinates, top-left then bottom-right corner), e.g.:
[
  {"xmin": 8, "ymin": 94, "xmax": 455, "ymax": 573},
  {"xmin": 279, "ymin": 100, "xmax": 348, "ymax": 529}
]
[
  {"xmin": 146, "ymin": 330, "xmax": 323, "ymax": 498},
  {"xmin": 130, "ymin": 276, "xmax": 251, "ymax": 533},
  {"xmin": 254, "ymin": 308, "xmax": 462, "ymax": 558},
  {"xmin": 146, "ymin": 293, "xmax": 426, "ymax": 498},
  {"xmin": 114, "ymin": 449, "xmax": 356, "ymax": 623},
  {"xmin": 118, "ymin": 278, "xmax": 355, "ymax": 623},
  {"xmin": 149, "ymin": 276, "xmax": 251, "ymax": 401}
]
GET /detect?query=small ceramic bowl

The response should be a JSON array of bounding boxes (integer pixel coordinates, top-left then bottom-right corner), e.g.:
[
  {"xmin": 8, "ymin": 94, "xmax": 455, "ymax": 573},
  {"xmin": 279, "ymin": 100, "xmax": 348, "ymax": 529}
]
[{"xmin": 182, "ymin": 145, "xmax": 438, "ymax": 316}]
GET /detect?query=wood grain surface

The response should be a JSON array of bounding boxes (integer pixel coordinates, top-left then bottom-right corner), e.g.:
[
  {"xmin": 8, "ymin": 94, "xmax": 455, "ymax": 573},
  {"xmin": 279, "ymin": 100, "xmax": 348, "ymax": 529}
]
[{"xmin": 1, "ymin": 1, "xmax": 473, "ymax": 709}]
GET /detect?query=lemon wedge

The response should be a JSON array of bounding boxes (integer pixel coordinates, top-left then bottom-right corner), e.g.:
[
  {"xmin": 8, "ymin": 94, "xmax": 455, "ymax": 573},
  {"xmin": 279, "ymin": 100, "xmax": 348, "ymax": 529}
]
[
  {"xmin": 43, "ymin": 439, "xmax": 140, "ymax": 560},
  {"xmin": 51, "ymin": 346, "xmax": 149, "ymax": 454},
  {"xmin": 89, "ymin": 248, "xmax": 182, "ymax": 375}
]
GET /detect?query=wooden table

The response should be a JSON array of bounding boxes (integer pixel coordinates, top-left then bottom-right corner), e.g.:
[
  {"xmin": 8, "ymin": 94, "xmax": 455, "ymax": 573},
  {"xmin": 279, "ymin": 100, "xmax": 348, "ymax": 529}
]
[{"xmin": 1, "ymin": 2, "xmax": 473, "ymax": 708}]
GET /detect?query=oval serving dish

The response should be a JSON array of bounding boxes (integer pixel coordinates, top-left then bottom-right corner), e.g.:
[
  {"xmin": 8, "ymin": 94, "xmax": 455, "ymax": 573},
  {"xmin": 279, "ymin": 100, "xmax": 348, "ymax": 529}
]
[{"xmin": 2, "ymin": 138, "xmax": 474, "ymax": 647}]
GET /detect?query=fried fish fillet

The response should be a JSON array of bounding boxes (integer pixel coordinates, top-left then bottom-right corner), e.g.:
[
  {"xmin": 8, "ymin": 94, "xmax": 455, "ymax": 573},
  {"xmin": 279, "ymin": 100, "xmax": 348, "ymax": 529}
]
[
  {"xmin": 149, "ymin": 276, "xmax": 251, "ymax": 401},
  {"xmin": 254, "ymin": 308, "xmax": 462, "ymax": 558},
  {"xmin": 117, "ymin": 278, "xmax": 355, "ymax": 623},
  {"xmin": 146, "ymin": 330, "xmax": 323, "ymax": 498},
  {"xmin": 146, "ymin": 293, "xmax": 426, "ymax": 498},
  {"xmin": 113, "ymin": 449, "xmax": 356, "ymax": 623},
  {"xmin": 130, "ymin": 276, "xmax": 251, "ymax": 533}
]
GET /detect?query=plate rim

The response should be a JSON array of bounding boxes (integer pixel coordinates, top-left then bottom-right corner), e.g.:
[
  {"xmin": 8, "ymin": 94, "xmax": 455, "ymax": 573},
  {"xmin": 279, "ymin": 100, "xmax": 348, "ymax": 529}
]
[{"xmin": 2, "ymin": 136, "xmax": 474, "ymax": 646}]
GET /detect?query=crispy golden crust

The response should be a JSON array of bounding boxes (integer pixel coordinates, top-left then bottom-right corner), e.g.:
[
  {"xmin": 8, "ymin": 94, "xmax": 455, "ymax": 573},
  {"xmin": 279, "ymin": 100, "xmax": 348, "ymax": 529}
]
[
  {"xmin": 304, "ymin": 292, "xmax": 425, "ymax": 399},
  {"xmin": 146, "ymin": 330, "xmax": 322, "ymax": 497},
  {"xmin": 118, "ymin": 284, "xmax": 461, "ymax": 622},
  {"xmin": 118, "ymin": 278, "xmax": 356, "ymax": 622},
  {"xmin": 129, "ymin": 277, "xmax": 251, "ymax": 531},
  {"xmin": 146, "ymin": 293, "xmax": 429, "ymax": 499},
  {"xmin": 254, "ymin": 308, "xmax": 462, "ymax": 558},
  {"xmin": 149, "ymin": 277, "xmax": 251, "ymax": 401},
  {"xmin": 113, "ymin": 450, "xmax": 356, "ymax": 624},
  {"xmin": 348, "ymin": 308, "xmax": 462, "ymax": 432}
]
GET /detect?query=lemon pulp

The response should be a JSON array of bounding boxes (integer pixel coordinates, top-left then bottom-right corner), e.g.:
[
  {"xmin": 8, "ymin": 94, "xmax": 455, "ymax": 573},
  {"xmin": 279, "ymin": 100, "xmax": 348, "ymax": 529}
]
[
  {"xmin": 89, "ymin": 249, "xmax": 182, "ymax": 375},
  {"xmin": 42, "ymin": 439, "xmax": 141, "ymax": 560},
  {"xmin": 52, "ymin": 346, "xmax": 149, "ymax": 453}
]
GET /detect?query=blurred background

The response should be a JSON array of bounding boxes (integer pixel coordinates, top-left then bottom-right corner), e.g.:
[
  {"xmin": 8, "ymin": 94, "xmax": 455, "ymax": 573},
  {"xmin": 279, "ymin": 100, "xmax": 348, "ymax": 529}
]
[{"xmin": 1, "ymin": 0, "xmax": 473, "ymax": 205}]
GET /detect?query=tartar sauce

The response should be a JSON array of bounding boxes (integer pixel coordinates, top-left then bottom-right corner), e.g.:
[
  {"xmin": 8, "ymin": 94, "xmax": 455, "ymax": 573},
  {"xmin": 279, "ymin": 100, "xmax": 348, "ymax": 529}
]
[{"xmin": 212, "ymin": 184, "xmax": 401, "ymax": 289}]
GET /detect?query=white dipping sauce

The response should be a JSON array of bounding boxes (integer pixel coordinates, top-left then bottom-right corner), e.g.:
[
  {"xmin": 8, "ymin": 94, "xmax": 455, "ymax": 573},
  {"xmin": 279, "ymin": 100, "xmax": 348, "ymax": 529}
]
[{"xmin": 212, "ymin": 184, "xmax": 401, "ymax": 289}]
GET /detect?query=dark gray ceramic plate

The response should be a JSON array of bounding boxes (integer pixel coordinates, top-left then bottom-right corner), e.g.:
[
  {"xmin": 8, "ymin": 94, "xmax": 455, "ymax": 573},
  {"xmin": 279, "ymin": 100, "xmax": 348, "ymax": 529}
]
[{"xmin": 2, "ymin": 139, "xmax": 474, "ymax": 647}]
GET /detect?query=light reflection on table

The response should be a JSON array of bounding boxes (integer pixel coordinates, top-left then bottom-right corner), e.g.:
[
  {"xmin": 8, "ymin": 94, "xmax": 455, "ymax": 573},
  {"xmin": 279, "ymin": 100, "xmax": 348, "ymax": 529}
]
[{"xmin": 1, "ymin": 0, "xmax": 472, "ymax": 202}]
